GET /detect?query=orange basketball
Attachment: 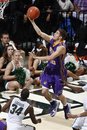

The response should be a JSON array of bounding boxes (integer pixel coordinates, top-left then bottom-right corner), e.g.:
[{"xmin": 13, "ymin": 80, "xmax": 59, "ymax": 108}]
[{"xmin": 27, "ymin": 6, "xmax": 40, "ymax": 20}]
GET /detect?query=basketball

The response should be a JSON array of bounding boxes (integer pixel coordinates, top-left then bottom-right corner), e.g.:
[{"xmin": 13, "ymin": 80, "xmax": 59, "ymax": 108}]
[{"xmin": 27, "ymin": 6, "xmax": 40, "ymax": 20}]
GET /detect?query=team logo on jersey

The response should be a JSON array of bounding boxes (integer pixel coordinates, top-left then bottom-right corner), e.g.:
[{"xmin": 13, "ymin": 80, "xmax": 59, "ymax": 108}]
[
  {"xmin": 43, "ymin": 81, "xmax": 47, "ymax": 85},
  {"xmin": 50, "ymin": 60, "xmax": 56, "ymax": 65}
]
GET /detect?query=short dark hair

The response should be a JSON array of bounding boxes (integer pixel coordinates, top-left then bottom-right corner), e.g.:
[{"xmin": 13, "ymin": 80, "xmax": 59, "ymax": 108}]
[
  {"xmin": 21, "ymin": 88, "xmax": 29, "ymax": 100},
  {"xmin": 1, "ymin": 32, "xmax": 9, "ymax": 38},
  {"xmin": 58, "ymin": 28, "xmax": 67, "ymax": 40}
]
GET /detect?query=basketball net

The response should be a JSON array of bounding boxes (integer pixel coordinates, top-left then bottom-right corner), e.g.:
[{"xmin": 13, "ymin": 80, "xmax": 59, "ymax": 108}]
[{"xmin": 0, "ymin": 0, "xmax": 9, "ymax": 19}]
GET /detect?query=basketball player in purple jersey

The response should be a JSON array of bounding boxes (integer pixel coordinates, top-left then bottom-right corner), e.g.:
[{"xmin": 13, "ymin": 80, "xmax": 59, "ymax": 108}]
[{"xmin": 29, "ymin": 19, "xmax": 71, "ymax": 119}]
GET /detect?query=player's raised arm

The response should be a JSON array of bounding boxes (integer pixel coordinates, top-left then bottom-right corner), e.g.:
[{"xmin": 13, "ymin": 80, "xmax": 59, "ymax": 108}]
[{"xmin": 29, "ymin": 19, "xmax": 52, "ymax": 43}]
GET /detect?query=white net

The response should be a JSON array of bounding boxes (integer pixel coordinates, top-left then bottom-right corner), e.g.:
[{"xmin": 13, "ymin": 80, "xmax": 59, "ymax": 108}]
[{"xmin": 0, "ymin": 0, "xmax": 9, "ymax": 19}]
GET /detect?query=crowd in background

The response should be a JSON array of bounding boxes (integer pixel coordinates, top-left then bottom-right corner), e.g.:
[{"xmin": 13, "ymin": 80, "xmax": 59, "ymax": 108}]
[{"xmin": 0, "ymin": 0, "xmax": 87, "ymax": 47}]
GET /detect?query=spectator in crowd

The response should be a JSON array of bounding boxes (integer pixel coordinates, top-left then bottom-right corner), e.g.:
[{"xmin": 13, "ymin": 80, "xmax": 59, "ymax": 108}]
[
  {"xmin": 66, "ymin": 67, "xmax": 87, "ymax": 81},
  {"xmin": 57, "ymin": 0, "xmax": 75, "ymax": 39},
  {"xmin": 28, "ymin": 42, "xmax": 42, "ymax": 71},
  {"xmin": 3, "ymin": 0, "xmax": 35, "ymax": 43},
  {"xmin": 40, "ymin": 0, "xmax": 60, "ymax": 34},
  {"xmin": 0, "ymin": 32, "xmax": 25, "ymax": 65},
  {"xmin": 0, "ymin": 45, "xmax": 14, "ymax": 75},
  {"xmin": 71, "ymin": 0, "xmax": 87, "ymax": 37},
  {"xmin": 29, "ymin": 44, "xmax": 48, "ymax": 87},
  {"xmin": 0, "ymin": 45, "xmax": 14, "ymax": 91},
  {"xmin": 0, "ymin": 32, "xmax": 10, "ymax": 57},
  {"xmin": 76, "ymin": 25, "xmax": 87, "ymax": 58},
  {"xmin": 0, "ymin": 32, "xmax": 18, "ymax": 57},
  {"xmin": 57, "ymin": 0, "xmax": 74, "ymax": 12},
  {"xmin": 3, "ymin": 50, "xmax": 33, "ymax": 91},
  {"xmin": 64, "ymin": 52, "xmax": 87, "ymax": 81},
  {"xmin": 28, "ymin": 44, "xmax": 48, "ymax": 77},
  {"xmin": 0, "ymin": 88, "xmax": 41, "ymax": 130},
  {"xmin": 73, "ymin": 0, "xmax": 87, "ymax": 11},
  {"xmin": 28, "ymin": 0, "xmax": 60, "ymax": 34}
]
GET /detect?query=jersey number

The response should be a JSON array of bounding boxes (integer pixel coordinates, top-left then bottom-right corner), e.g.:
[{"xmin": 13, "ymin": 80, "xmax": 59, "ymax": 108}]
[{"xmin": 10, "ymin": 104, "xmax": 23, "ymax": 115}]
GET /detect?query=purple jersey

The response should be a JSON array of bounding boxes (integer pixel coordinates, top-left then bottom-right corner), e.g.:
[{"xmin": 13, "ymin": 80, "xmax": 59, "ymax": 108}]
[
  {"xmin": 47, "ymin": 39, "xmax": 66, "ymax": 76},
  {"xmin": 41, "ymin": 39, "xmax": 67, "ymax": 95}
]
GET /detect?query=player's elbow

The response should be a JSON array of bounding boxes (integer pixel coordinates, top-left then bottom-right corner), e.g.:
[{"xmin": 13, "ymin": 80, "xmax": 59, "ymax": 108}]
[
  {"xmin": 47, "ymin": 56, "xmax": 52, "ymax": 61},
  {"xmin": 37, "ymin": 30, "xmax": 42, "ymax": 37},
  {"xmin": 62, "ymin": 47, "xmax": 66, "ymax": 54}
]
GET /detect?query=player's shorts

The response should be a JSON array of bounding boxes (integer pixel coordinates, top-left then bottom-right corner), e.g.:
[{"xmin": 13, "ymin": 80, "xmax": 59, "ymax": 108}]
[{"xmin": 41, "ymin": 72, "xmax": 63, "ymax": 96}]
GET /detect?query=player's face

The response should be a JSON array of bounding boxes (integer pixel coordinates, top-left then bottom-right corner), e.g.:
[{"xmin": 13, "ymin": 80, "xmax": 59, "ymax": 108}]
[{"xmin": 53, "ymin": 30, "xmax": 61, "ymax": 40}]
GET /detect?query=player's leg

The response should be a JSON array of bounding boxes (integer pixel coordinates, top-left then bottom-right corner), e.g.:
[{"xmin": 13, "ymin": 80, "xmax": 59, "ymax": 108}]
[
  {"xmin": 54, "ymin": 75, "xmax": 71, "ymax": 119},
  {"xmin": 41, "ymin": 74, "xmax": 59, "ymax": 117}
]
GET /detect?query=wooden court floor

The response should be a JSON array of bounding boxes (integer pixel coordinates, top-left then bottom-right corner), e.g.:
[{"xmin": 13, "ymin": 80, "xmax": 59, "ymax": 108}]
[
  {"xmin": 0, "ymin": 77, "xmax": 87, "ymax": 130},
  {"xmin": 23, "ymin": 107, "xmax": 83, "ymax": 130}
]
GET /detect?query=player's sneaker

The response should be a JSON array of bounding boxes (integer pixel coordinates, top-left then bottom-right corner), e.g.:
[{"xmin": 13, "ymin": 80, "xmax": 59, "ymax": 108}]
[
  {"xmin": 49, "ymin": 100, "xmax": 60, "ymax": 117},
  {"xmin": 63, "ymin": 104, "xmax": 71, "ymax": 119}
]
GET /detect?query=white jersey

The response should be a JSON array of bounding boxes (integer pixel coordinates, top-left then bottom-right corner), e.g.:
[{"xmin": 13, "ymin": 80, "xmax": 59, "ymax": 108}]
[
  {"xmin": 72, "ymin": 84, "xmax": 87, "ymax": 130},
  {"xmin": 82, "ymin": 84, "xmax": 87, "ymax": 92},
  {"xmin": 81, "ymin": 93, "xmax": 87, "ymax": 130},
  {"xmin": 81, "ymin": 117, "xmax": 87, "ymax": 130},
  {"xmin": 7, "ymin": 97, "xmax": 29, "ymax": 125},
  {"xmin": 82, "ymin": 84, "xmax": 87, "ymax": 110}
]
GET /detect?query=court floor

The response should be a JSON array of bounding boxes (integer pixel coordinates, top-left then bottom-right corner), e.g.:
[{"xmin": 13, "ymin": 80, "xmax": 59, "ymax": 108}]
[
  {"xmin": 0, "ymin": 77, "xmax": 87, "ymax": 130},
  {"xmin": 23, "ymin": 107, "xmax": 83, "ymax": 130}
]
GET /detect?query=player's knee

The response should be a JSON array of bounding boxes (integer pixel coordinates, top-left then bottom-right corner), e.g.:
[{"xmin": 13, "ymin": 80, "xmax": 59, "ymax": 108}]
[
  {"xmin": 42, "ymin": 89, "xmax": 47, "ymax": 96},
  {"xmin": 14, "ymin": 81, "xmax": 20, "ymax": 87},
  {"xmin": 42, "ymin": 91, "xmax": 45, "ymax": 96}
]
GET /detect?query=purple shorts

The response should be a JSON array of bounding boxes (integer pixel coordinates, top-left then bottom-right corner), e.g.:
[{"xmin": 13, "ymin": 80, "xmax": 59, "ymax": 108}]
[{"xmin": 41, "ymin": 72, "xmax": 63, "ymax": 96}]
